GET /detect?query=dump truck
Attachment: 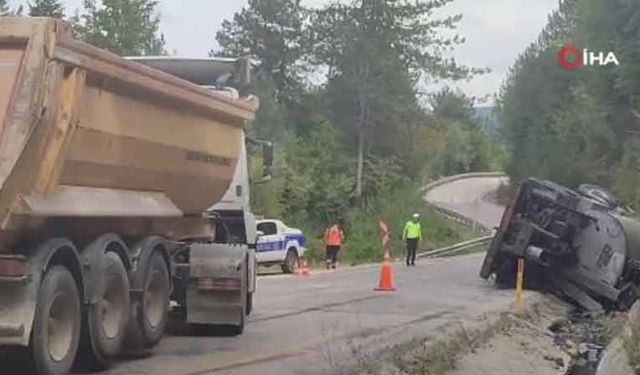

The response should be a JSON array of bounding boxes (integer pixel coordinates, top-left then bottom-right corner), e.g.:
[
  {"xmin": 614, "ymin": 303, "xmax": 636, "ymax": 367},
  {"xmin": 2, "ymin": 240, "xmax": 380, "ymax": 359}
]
[
  {"xmin": 480, "ymin": 178, "xmax": 640, "ymax": 313},
  {"xmin": 0, "ymin": 17, "xmax": 268, "ymax": 375}
]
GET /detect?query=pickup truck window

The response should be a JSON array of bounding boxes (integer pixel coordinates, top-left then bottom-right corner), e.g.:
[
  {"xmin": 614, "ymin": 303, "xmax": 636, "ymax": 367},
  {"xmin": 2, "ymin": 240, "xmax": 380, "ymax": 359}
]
[{"xmin": 257, "ymin": 222, "xmax": 277, "ymax": 235}]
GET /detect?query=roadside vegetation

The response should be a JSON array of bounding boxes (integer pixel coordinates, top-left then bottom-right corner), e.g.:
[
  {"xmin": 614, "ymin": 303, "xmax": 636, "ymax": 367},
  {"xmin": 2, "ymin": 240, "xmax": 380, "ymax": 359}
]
[
  {"xmin": 498, "ymin": 0, "xmax": 640, "ymax": 210},
  {"xmin": 226, "ymin": 0, "xmax": 507, "ymax": 264},
  {"xmin": 5, "ymin": 0, "xmax": 507, "ymax": 263},
  {"xmin": 321, "ymin": 313, "xmax": 514, "ymax": 375},
  {"xmin": 299, "ymin": 187, "xmax": 480, "ymax": 266}
]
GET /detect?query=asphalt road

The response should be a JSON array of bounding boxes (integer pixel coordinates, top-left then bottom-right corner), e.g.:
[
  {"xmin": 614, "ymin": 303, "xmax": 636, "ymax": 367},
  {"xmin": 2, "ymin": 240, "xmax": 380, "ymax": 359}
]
[
  {"xmin": 103, "ymin": 176, "xmax": 510, "ymax": 375},
  {"xmin": 425, "ymin": 176, "xmax": 509, "ymax": 230}
]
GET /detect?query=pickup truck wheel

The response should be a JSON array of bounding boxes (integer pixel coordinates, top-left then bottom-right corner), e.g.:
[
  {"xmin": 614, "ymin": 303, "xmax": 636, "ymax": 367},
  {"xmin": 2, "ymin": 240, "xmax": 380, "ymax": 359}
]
[
  {"xmin": 84, "ymin": 252, "xmax": 129, "ymax": 368},
  {"xmin": 32, "ymin": 266, "xmax": 81, "ymax": 375},
  {"xmin": 281, "ymin": 249, "xmax": 298, "ymax": 274}
]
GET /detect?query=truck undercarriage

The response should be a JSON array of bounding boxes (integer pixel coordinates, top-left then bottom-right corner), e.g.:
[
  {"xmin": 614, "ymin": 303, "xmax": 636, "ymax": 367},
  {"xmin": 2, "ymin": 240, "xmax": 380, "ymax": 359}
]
[{"xmin": 481, "ymin": 178, "xmax": 640, "ymax": 312}]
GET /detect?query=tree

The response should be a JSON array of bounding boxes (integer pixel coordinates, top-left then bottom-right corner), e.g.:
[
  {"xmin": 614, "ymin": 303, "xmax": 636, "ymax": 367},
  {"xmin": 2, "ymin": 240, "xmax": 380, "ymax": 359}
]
[
  {"xmin": 74, "ymin": 0, "xmax": 166, "ymax": 56},
  {"xmin": 314, "ymin": 0, "xmax": 484, "ymax": 198},
  {"xmin": 499, "ymin": 0, "xmax": 640, "ymax": 209},
  {"xmin": 0, "ymin": 0, "xmax": 11, "ymax": 16},
  {"xmin": 29, "ymin": 0, "xmax": 65, "ymax": 17},
  {"xmin": 423, "ymin": 88, "xmax": 497, "ymax": 176},
  {"xmin": 215, "ymin": 0, "xmax": 309, "ymax": 107}
]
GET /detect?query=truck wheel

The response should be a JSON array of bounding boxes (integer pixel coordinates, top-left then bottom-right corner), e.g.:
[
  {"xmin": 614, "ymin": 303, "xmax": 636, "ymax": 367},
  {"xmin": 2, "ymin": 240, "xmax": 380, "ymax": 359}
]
[
  {"xmin": 84, "ymin": 252, "xmax": 129, "ymax": 367},
  {"xmin": 32, "ymin": 266, "xmax": 81, "ymax": 375},
  {"xmin": 246, "ymin": 292, "xmax": 253, "ymax": 316},
  {"xmin": 231, "ymin": 261, "xmax": 248, "ymax": 335},
  {"xmin": 281, "ymin": 249, "xmax": 298, "ymax": 274},
  {"xmin": 127, "ymin": 250, "xmax": 170, "ymax": 349}
]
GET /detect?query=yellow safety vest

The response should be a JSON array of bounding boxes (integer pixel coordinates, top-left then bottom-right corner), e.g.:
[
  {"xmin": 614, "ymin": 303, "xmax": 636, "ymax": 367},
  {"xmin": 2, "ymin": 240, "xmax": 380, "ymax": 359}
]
[{"xmin": 403, "ymin": 221, "xmax": 422, "ymax": 240}]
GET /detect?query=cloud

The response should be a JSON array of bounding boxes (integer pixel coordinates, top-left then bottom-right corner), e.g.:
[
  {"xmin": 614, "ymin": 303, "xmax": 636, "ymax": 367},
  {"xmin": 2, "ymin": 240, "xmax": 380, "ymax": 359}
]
[{"xmin": 21, "ymin": 0, "xmax": 558, "ymax": 103}]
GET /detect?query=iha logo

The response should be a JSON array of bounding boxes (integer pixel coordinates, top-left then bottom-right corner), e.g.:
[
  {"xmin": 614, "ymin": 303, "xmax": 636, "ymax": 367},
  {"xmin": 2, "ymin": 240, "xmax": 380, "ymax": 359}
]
[{"xmin": 557, "ymin": 44, "xmax": 620, "ymax": 69}]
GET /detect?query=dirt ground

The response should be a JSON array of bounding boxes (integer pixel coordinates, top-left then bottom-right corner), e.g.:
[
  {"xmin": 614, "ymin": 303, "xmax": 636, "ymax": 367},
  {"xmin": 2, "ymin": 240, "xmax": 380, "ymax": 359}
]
[
  {"xmin": 449, "ymin": 296, "xmax": 572, "ymax": 375},
  {"xmin": 450, "ymin": 320, "xmax": 568, "ymax": 375},
  {"xmin": 365, "ymin": 294, "xmax": 574, "ymax": 375}
]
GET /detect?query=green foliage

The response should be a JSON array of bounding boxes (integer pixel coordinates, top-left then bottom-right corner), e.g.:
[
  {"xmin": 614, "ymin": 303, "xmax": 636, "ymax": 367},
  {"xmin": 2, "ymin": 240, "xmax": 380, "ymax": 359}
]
[
  {"xmin": 314, "ymin": 0, "xmax": 486, "ymax": 189},
  {"xmin": 222, "ymin": 0, "xmax": 502, "ymax": 265},
  {"xmin": 0, "ymin": 0, "xmax": 21, "ymax": 16},
  {"xmin": 215, "ymin": 0, "xmax": 309, "ymax": 107},
  {"xmin": 419, "ymin": 88, "xmax": 505, "ymax": 178},
  {"xmin": 301, "ymin": 185, "xmax": 477, "ymax": 266},
  {"xmin": 251, "ymin": 123, "xmax": 355, "ymax": 224},
  {"xmin": 499, "ymin": 0, "xmax": 640, "ymax": 209},
  {"xmin": 73, "ymin": 0, "xmax": 166, "ymax": 56},
  {"xmin": 0, "ymin": 0, "xmax": 10, "ymax": 16},
  {"xmin": 29, "ymin": 0, "xmax": 65, "ymax": 17}
]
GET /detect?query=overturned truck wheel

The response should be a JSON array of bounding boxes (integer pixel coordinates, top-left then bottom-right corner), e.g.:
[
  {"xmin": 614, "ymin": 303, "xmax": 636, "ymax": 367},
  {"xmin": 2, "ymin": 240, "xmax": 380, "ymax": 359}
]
[{"xmin": 126, "ymin": 239, "xmax": 170, "ymax": 353}]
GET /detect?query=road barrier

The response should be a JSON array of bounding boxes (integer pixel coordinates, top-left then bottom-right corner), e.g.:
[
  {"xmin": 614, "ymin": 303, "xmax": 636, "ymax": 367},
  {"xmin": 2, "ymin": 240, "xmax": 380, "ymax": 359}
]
[
  {"xmin": 421, "ymin": 171, "xmax": 507, "ymax": 194},
  {"xmin": 416, "ymin": 235, "xmax": 492, "ymax": 259},
  {"xmin": 422, "ymin": 172, "xmax": 507, "ymax": 235}
]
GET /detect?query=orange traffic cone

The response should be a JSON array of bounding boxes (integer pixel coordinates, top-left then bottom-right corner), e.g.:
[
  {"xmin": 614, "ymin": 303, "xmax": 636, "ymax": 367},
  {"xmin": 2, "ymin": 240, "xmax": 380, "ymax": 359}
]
[
  {"xmin": 300, "ymin": 260, "xmax": 310, "ymax": 277},
  {"xmin": 295, "ymin": 260, "xmax": 303, "ymax": 276},
  {"xmin": 374, "ymin": 250, "xmax": 395, "ymax": 291}
]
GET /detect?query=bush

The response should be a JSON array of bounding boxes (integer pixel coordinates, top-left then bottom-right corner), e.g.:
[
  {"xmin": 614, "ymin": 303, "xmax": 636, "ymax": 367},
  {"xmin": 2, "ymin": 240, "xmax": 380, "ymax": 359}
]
[{"xmin": 299, "ymin": 185, "xmax": 479, "ymax": 266}]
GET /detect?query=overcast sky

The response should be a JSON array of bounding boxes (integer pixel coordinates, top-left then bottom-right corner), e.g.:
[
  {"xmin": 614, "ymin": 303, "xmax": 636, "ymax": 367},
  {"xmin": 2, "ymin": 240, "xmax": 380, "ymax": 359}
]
[{"xmin": 9, "ymin": 0, "xmax": 559, "ymax": 104}]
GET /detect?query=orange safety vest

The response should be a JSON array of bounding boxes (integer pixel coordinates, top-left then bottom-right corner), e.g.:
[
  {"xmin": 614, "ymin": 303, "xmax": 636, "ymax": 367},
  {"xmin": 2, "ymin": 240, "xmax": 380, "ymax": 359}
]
[{"xmin": 325, "ymin": 225, "xmax": 343, "ymax": 246}]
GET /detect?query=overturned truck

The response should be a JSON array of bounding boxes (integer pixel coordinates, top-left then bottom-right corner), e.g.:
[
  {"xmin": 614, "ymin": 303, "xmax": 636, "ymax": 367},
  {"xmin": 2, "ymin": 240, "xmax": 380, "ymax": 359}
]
[{"xmin": 480, "ymin": 178, "xmax": 640, "ymax": 312}]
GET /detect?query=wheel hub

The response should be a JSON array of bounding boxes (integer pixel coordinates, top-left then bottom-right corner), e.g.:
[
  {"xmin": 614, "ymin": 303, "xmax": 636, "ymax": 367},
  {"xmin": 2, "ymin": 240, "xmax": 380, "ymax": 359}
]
[
  {"xmin": 47, "ymin": 292, "xmax": 75, "ymax": 362},
  {"xmin": 101, "ymin": 272, "xmax": 126, "ymax": 339},
  {"xmin": 145, "ymin": 269, "xmax": 164, "ymax": 328}
]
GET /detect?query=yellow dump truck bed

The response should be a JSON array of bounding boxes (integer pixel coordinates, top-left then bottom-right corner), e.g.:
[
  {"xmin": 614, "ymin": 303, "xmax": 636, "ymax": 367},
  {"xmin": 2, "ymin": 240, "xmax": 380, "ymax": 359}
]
[{"xmin": 0, "ymin": 18, "xmax": 256, "ymax": 250}]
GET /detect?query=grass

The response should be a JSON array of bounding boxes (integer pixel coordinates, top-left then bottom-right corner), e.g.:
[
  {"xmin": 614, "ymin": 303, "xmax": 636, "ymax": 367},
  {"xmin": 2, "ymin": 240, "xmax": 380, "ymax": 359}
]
[
  {"xmin": 297, "ymin": 186, "xmax": 482, "ymax": 267},
  {"xmin": 389, "ymin": 315, "xmax": 512, "ymax": 375},
  {"xmin": 322, "ymin": 313, "xmax": 514, "ymax": 375},
  {"xmin": 623, "ymin": 315, "xmax": 640, "ymax": 373}
]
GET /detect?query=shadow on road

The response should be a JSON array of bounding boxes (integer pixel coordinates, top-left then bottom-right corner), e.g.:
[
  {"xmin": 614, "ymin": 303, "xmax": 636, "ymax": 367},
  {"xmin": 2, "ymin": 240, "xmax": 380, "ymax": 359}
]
[{"xmin": 165, "ymin": 319, "xmax": 239, "ymax": 337}]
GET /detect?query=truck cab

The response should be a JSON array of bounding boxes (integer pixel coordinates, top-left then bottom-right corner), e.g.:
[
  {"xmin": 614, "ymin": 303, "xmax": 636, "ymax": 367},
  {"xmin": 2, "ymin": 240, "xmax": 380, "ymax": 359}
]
[{"xmin": 128, "ymin": 56, "xmax": 268, "ymax": 323}]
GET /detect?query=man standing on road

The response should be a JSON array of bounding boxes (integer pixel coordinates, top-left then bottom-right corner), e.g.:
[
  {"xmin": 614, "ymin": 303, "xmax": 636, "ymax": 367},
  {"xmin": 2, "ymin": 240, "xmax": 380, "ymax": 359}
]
[
  {"xmin": 324, "ymin": 220, "xmax": 344, "ymax": 269},
  {"xmin": 403, "ymin": 213, "xmax": 422, "ymax": 266}
]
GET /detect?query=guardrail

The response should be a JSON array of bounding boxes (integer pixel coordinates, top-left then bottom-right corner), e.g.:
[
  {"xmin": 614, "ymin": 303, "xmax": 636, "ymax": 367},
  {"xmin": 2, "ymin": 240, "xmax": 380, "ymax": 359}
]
[
  {"xmin": 422, "ymin": 172, "xmax": 507, "ymax": 235},
  {"xmin": 421, "ymin": 172, "xmax": 507, "ymax": 194},
  {"xmin": 416, "ymin": 235, "xmax": 493, "ymax": 259}
]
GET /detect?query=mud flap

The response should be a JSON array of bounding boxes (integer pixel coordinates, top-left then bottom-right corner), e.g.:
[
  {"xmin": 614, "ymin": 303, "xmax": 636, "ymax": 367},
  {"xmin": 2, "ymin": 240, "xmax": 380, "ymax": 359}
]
[
  {"xmin": 0, "ymin": 239, "xmax": 81, "ymax": 347},
  {"xmin": 0, "ymin": 278, "xmax": 38, "ymax": 346},
  {"xmin": 186, "ymin": 243, "xmax": 246, "ymax": 325}
]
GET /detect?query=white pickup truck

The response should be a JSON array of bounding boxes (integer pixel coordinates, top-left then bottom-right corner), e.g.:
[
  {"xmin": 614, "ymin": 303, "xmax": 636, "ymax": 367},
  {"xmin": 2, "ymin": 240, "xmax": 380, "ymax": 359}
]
[{"xmin": 256, "ymin": 219, "xmax": 306, "ymax": 273}]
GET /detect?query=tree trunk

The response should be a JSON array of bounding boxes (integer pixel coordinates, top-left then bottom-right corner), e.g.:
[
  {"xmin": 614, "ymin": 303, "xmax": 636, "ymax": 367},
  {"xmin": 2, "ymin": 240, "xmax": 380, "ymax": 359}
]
[{"xmin": 356, "ymin": 129, "xmax": 364, "ymax": 197}]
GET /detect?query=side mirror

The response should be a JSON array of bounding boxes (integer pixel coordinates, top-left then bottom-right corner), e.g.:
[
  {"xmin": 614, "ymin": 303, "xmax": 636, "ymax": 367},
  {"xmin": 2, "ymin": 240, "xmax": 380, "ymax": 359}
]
[{"xmin": 256, "ymin": 230, "xmax": 265, "ymax": 238}]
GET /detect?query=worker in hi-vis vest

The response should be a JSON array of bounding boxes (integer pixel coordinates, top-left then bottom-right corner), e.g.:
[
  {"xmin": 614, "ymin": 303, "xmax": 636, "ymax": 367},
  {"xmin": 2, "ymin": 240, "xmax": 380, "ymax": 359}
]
[
  {"xmin": 324, "ymin": 220, "xmax": 344, "ymax": 269},
  {"xmin": 402, "ymin": 213, "xmax": 422, "ymax": 266}
]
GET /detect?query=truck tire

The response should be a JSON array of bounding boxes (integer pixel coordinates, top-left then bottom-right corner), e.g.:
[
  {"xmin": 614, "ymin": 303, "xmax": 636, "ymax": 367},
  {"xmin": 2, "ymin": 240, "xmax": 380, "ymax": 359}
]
[
  {"xmin": 127, "ymin": 250, "xmax": 170, "ymax": 349},
  {"xmin": 246, "ymin": 292, "xmax": 253, "ymax": 316},
  {"xmin": 84, "ymin": 252, "xmax": 130, "ymax": 368},
  {"xmin": 231, "ymin": 260, "xmax": 248, "ymax": 335},
  {"xmin": 246, "ymin": 254, "xmax": 253, "ymax": 315},
  {"xmin": 32, "ymin": 266, "xmax": 81, "ymax": 375},
  {"xmin": 281, "ymin": 249, "xmax": 298, "ymax": 274}
]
